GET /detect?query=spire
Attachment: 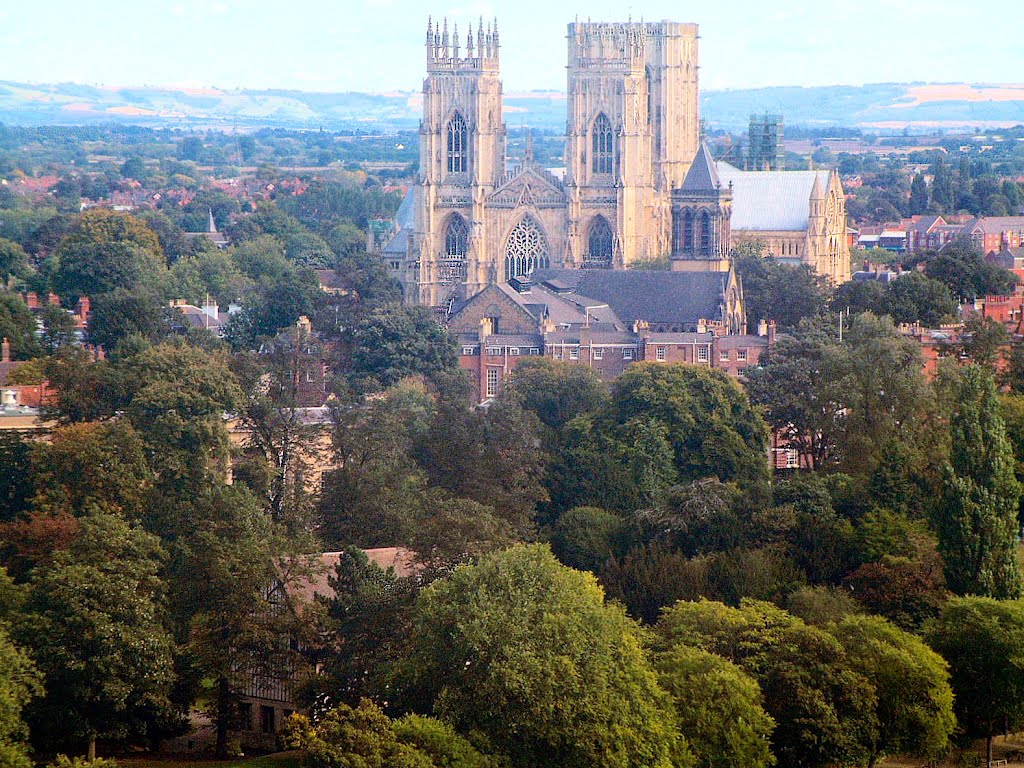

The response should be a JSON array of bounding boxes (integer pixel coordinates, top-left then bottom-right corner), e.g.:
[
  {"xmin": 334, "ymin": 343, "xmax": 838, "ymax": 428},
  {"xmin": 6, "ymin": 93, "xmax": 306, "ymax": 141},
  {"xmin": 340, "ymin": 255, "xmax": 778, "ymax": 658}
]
[
  {"xmin": 453, "ymin": 22, "xmax": 459, "ymax": 59},
  {"xmin": 810, "ymin": 170, "xmax": 825, "ymax": 200},
  {"xmin": 681, "ymin": 142, "xmax": 722, "ymax": 192},
  {"xmin": 467, "ymin": 22, "xmax": 474, "ymax": 57},
  {"xmin": 442, "ymin": 17, "xmax": 449, "ymax": 58},
  {"xmin": 524, "ymin": 129, "xmax": 534, "ymax": 164},
  {"xmin": 492, "ymin": 17, "xmax": 500, "ymax": 59},
  {"xmin": 478, "ymin": 16, "xmax": 484, "ymax": 56},
  {"xmin": 426, "ymin": 15, "xmax": 433, "ymax": 46}
]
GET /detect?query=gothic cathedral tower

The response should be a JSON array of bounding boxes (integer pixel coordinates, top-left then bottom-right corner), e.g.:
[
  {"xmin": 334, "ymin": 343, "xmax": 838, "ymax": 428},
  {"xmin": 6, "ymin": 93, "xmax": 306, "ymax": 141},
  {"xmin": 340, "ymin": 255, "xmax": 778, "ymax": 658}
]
[
  {"xmin": 565, "ymin": 21, "xmax": 699, "ymax": 268},
  {"xmin": 413, "ymin": 18, "xmax": 506, "ymax": 308}
]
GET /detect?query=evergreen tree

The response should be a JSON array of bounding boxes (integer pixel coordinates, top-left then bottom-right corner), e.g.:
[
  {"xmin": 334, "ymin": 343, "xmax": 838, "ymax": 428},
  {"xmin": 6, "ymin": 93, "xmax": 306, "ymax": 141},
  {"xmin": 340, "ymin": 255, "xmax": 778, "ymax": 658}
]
[
  {"xmin": 909, "ymin": 173, "xmax": 929, "ymax": 215},
  {"xmin": 930, "ymin": 158, "xmax": 954, "ymax": 212},
  {"xmin": 935, "ymin": 365, "xmax": 1022, "ymax": 598}
]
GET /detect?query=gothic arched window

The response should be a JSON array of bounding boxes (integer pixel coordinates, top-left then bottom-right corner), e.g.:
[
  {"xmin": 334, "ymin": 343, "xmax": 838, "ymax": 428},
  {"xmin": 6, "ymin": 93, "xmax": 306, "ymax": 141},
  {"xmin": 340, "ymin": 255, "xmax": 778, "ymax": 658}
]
[
  {"xmin": 592, "ymin": 113, "xmax": 614, "ymax": 175},
  {"xmin": 505, "ymin": 215, "xmax": 550, "ymax": 280},
  {"xmin": 586, "ymin": 216, "xmax": 613, "ymax": 268},
  {"xmin": 440, "ymin": 215, "xmax": 468, "ymax": 283},
  {"xmin": 447, "ymin": 112, "xmax": 468, "ymax": 174},
  {"xmin": 444, "ymin": 215, "xmax": 468, "ymax": 259},
  {"xmin": 684, "ymin": 210, "xmax": 694, "ymax": 250},
  {"xmin": 699, "ymin": 212, "xmax": 711, "ymax": 253}
]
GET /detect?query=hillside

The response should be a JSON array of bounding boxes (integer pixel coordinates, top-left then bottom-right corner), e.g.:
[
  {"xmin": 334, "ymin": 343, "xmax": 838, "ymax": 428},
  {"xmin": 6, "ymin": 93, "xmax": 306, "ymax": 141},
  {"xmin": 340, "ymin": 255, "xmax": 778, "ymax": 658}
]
[{"xmin": 1, "ymin": 80, "xmax": 1023, "ymax": 131}]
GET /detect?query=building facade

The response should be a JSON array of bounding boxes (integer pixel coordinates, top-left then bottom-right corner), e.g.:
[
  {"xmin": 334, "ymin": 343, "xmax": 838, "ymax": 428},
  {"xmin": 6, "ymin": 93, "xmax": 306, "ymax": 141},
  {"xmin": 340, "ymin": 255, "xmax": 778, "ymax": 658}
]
[{"xmin": 406, "ymin": 18, "xmax": 700, "ymax": 308}]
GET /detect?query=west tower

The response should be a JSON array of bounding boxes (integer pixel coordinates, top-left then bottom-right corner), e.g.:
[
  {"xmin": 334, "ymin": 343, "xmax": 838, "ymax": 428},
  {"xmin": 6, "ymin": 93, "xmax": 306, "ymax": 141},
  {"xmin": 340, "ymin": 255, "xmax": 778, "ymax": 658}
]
[
  {"xmin": 413, "ymin": 17, "xmax": 507, "ymax": 307},
  {"xmin": 565, "ymin": 21, "xmax": 699, "ymax": 268}
]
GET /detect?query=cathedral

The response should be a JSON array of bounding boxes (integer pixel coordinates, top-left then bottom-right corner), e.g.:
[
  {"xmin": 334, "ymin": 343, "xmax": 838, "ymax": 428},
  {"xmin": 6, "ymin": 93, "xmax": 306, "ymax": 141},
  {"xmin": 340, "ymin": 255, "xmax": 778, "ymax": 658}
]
[{"xmin": 392, "ymin": 16, "xmax": 849, "ymax": 308}]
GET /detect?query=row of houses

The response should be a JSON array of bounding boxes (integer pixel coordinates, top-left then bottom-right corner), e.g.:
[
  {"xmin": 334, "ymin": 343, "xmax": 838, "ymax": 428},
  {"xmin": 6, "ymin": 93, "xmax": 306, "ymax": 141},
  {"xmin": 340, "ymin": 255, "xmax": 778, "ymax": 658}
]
[{"xmin": 858, "ymin": 215, "xmax": 1024, "ymax": 255}]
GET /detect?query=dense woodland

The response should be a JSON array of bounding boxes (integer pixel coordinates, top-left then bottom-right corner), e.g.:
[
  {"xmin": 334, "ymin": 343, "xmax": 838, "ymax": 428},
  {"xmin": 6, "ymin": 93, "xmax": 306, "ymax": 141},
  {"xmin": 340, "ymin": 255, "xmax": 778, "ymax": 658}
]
[{"xmin": 4, "ymin": 128, "xmax": 1024, "ymax": 768}]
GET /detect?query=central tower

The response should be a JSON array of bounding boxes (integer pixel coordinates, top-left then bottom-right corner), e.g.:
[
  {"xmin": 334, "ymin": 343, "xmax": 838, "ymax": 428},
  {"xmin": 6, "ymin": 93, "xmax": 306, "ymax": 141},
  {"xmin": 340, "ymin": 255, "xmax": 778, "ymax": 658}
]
[{"xmin": 565, "ymin": 21, "xmax": 699, "ymax": 267}]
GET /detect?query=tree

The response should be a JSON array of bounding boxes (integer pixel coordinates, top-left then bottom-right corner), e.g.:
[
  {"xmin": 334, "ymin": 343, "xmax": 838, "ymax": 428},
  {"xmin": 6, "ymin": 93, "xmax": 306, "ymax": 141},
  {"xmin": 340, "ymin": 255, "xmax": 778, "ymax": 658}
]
[
  {"xmin": 0, "ymin": 293, "xmax": 41, "ymax": 360},
  {"xmin": 832, "ymin": 615, "xmax": 955, "ymax": 768},
  {"xmin": 86, "ymin": 289, "xmax": 173, "ymax": 350},
  {"xmin": 930, "ymin": 158, "xmax": 954, "ymax": 211},
  {"xmin": 735, "ymin": 246, "xmax": 830, "ymax": 329},
  {"xmin": 393, "ymin": 714, "xmax": 494, "ymax": 768},
  {"xmin": 23, "ymin": 511, "xmax": 177, "ymax": 759},
  {"xmin": 935, "ymin": 364, "xmax": 1022, "ymax": 598},
  {"xmin": 962, "ymin": 315, "xmax": 1011, "ymax": 369},
  {"xmin": 404, "ymin": 545, "xmax": 689, "ymax": 768},
  {"xmin": 927, "ymin": 597, "xmax": 1024, "ymax": 767},
  {"xmin": 0, "ymin": 432, "xmax": 33, "ymax": 522},
  {"xmin": 600, "ymin": 543, "xmax": 710, "ymax": 625},
  {"xmin": 551, "ymin": 506, "xmax": 626, "ymax": 573},
  {"xmin": 606, "ymin": 363, "xmax": 771, "ymax": 500},
  {"xmin": 910, "ymin": 173, "xmax": 929, "ymax": 215},
  {"xmin": 655, "ymin": 599, "xmax": 877, "ymax": 768},
  {"xmin": 883, "ymin": 272, "xmax": 957, "ymax": 327},
  {"xmin": 0, "ymin": 237, "xmax": 30, "ymax": 282},
  {"xmin": 0, "ymin": 621, "xmax": 42, "ymax": 768},
  {"xmin": 501, "ymin": 357, "xmax": 608, "ymax": 432},
  {"xmin": 38, "ymin": 304, "xmax": 78, "ymax": 353},
  {"xmin": 348, "ymin": 305, "xmax": 458, "ymax": 391},
  {"xmin": 654, "ymin": 645, "xmax": 775, "ymax": 768},
  {"xmin": 283, "ymin": 700, "xmax": 435, "ymax": 768}
]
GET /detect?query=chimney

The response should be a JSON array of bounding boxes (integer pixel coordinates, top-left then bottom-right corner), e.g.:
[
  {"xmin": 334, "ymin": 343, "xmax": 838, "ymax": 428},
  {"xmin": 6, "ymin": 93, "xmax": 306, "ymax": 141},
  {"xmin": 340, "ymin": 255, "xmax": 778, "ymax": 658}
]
[
  {"xmin": 296, "ymin": 315, "xmax": 312, "ymax": 335},
  {"xmin": 47, "ymin": 293, "xmax": 60, "ymax": 307},
  {"xmin": 1, "ymin": 389, "xmax": 17, "ymax": 409},
  {"xmin": 767, "ymin": 320, "xmax": 777, "ymax": 346},
  {"xmin": 757, "ymin": 319, "xmax": 768, "ymax": 337},
  {"xmin": 26, "ymin": 292, "xmax": 38, "ymax": 309},
  {"xmin": 202, "ymin": 297, "xmax": 219, "ymax": 322},
  {"xmin": 1, "ymin": 337, "xmax": 9, "ymax": 363},
  {"xmin": 480, "ymin": 317, "xmax": 494, "ymax": 338},
  {"xmin": 76, "ymin": 296, "xmax": 91, "ymax": 321}
]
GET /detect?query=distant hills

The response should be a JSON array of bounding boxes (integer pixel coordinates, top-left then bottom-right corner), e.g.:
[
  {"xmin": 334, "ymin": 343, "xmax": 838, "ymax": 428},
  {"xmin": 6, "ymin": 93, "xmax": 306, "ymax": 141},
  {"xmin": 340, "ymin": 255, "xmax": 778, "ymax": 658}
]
[{"xmin": 1, "ymin": 80, "xmax": 1023, "ymax": 132}]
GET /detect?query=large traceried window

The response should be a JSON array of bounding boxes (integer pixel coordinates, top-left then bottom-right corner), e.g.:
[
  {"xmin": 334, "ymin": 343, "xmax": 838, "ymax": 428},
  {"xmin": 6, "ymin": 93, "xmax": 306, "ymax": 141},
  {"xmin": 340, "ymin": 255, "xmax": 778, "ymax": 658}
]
[
  {"xmin": 505, "ymin": 215, "xmax": 550, "ymax": 280},
  {"xmin": 440, "ymin": 215, "xmax": 468, "ymax": 283},
  {"xmin": 592, "ymin": 113, "xmax": 614, "ymax": 175},
  {"xmin": 585, "ymin": 216, "xmax": 613, "ymax": 268},
  {"xmin": 447, "ymin": 113, "xmax": 468, "ymax": 174}
]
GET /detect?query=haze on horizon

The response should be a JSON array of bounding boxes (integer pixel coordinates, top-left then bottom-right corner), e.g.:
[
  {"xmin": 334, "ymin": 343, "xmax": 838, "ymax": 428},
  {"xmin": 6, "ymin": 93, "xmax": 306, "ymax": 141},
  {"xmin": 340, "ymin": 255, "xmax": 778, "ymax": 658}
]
[{"xmin": 0, "ymin": 0, "xmax": 1018, "ymax": 95}]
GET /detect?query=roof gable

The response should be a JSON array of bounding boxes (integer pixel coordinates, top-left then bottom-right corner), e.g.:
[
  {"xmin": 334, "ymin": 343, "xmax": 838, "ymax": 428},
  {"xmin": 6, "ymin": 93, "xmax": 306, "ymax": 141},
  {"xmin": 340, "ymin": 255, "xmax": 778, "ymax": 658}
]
[{"xmin": 488, "ymin": 166, "xmax": 567, "ymax": 209}]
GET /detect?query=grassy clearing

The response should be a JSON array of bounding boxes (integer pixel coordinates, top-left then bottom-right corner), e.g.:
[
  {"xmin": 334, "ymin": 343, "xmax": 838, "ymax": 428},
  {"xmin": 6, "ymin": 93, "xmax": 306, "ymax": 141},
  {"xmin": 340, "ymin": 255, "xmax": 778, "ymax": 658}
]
[{"xmin": 116, "ymin": 751, "xmax": 302, "ymax": 768}]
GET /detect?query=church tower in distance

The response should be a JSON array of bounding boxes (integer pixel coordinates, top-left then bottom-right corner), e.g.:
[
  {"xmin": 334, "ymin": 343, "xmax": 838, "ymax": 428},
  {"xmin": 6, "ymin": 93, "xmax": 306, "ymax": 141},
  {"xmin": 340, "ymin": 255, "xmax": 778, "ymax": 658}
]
[
  {"xmin": 565, "ymin": 21, "xmax": 700, "ymax": 268},
  {"xmin": 414, "ymin": 17, "xmax": 506, "ymax": 307}
]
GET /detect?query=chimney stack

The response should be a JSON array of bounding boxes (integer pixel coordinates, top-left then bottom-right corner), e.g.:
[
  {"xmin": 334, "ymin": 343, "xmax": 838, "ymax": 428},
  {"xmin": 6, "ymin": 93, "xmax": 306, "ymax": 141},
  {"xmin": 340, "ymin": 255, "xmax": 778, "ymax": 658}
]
[{"xmin": 1, "ymin": 337, "xmax": 10, "ymax": 363}]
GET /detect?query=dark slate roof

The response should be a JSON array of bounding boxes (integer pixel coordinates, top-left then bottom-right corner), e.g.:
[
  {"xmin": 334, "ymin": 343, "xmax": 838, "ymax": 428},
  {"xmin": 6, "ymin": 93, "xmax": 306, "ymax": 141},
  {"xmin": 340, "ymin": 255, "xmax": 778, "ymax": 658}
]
[
  {"xmin": 530, "ymin": 269, "xmax": 727, "ymax": 325},
  {"xmin": 681, "ymin": 143, "xmax": 720, "ymax": 192}
]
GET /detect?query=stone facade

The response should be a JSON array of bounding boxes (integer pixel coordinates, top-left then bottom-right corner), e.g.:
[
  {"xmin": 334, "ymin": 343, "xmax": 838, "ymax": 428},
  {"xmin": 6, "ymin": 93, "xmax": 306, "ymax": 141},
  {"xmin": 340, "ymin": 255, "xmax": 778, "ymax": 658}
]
[{"xmin": 407, "ymin": 18, "xmax": 700, "ymax": 308}]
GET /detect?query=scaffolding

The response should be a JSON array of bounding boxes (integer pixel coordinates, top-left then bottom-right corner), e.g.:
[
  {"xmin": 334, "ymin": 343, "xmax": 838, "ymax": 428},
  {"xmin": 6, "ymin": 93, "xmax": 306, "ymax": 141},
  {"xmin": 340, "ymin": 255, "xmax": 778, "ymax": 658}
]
[{"xmin": 747, "ymin": 114, "xmax": 784, "ymax": 171}]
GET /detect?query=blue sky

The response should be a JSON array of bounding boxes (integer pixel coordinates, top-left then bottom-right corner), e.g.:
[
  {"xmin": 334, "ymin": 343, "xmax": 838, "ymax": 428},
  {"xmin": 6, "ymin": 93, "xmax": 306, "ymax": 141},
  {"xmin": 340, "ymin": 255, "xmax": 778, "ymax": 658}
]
[{"xmin": 0, "ymin": 0, "xmax": 1018, "ymax": 93}]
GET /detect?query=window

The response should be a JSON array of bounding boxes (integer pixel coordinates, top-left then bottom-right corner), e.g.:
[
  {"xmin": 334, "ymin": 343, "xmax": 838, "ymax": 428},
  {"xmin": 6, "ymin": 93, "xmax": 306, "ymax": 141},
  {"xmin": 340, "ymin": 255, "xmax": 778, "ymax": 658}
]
[
  {"xmin": 592, "ymin": 113, "xmax": 614, "ymax": 175},
  {"xmin": 462, "ymin": 346, "xmax": 476, "ymax": 356},
  {"xmin": 593, "ymin": 348, "xmax": 604, "ymax": 360},
  {"xmin": 586, "ymin": 216, "xmax": 613, "ymax": 268},
  {"xmin": 509, "ymin": 347, "xmax": 520, "ymax": 356},
  {"xmin": 569, "ymin": 348, "xmax": 580, "ymax": 360},
  {"xmin": 447, "ymin": 113, "xmax": 468, "ymax": 174},
  {"xmin": 737, "ymin": 349, "xmax": 748, "ymax": 362},
  {"xmin": 260, "ymin": 705, "xmax": 276, "ymax": 735},
  {"xmin": 555, "ymin": 350, "xmax": 564, "ymax": 360},
  {"xmin": 786, "ymin": 448, "xmax": 799, "ymax": 469},
  {"xmin": 441, "ymin": 215, "xmax": 469, "ymax": 282},
  {"xmin": 699, "ymin": 212, "xmax": 711, "ymax": 253},
  {"xmin": 684, "ymin": 210, "xmax": 694, "ymax": 250},
  {"xmin": 305, "ymin": 369, "xmax": 316, "ymax": 382},
  {"xmin": 239, "ymin": 703, "xmax": 253, "ymax": 731},
  {"xmin": 529, "ymin": 347, "xmax": 540, "ymax": 355},
  {"xmin": 623, "ymin": 349, "xmax": 634, "ymax": 360},
  {"xmin": 656, "ymin": 346, "xmax": 666, "ymax": 362},
  {"xmin": 720, "ymin": 350, "xmax": 730, "ymax": 362},
  {"xmin": 505, "ymin": 215, "xmax": 551, "ymax": 280},
  {"xmin": 697, "ymin": 346, "xmax": 709, "ymax": 362},
  {"xmin": 486, "ymin": 346, "xmax": 501, "ymax": 356},
  {"xmin": 485, "ymin": 368, "xmax": 499, "ymax": 398}
]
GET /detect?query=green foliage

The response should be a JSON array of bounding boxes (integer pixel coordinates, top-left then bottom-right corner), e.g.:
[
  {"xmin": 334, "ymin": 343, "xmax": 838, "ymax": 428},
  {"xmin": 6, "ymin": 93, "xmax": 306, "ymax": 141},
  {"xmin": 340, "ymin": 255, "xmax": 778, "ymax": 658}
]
[
  {"xmin": 23, "ymin": 510, "xmax": 177, "ymax": 754},
  {"xmin": 393, "ymin": 714, "xmax": 495, "ymax": 768},
  {"xmin": 654, "ymin": 645, "xmax": 775, "ymax": 768},
  {"xmin": 919, "ymin": 238, "xmax": 1016, "ymax": 301},
  {"xmin": 348, "ymin": 304, "xmax": 458, "ymax": 392},
  {"xmin": 0, "ymin": 237, "xmax": 30, "ymax": 282},
  {"xmin": 655, "ymin": 599, "xmax": 878, "ymax": 768},
  {"xmin": 0, "ymin": 293, "xmax": 41, "ymax": 360},
  {"xmin": 406, "ymin": 545, "xmax": 688, "ymax": 768},
  {"xmin": 0, "ymin": 432, "xmax": 33, "ymax": 522},
  {"xmin": 606, "ymin": 363, "xmax": 770, "ymax": 499},
  {"xmin": 46, "ymin": 758, "xmax": 119, "ymax": 768},
  {"xmin": 936, "ymin": 364, "xmax": 1022, "ymax": 598},
  {"xmin": 786, "ymin": 585, "xmax": 863, "ymax": 626},
  {"xmin": 282, "ymin": 701, "xmax": 434, "ymax": 768},
  {"xmin": 927, "ymin": 597, "xmax": 1024, "ymax": 754},
  {"xmin": 735, "ymin": 246, "xmax": 830, "ymax": 329},
  {"xmin": 551, "ymin": 506, "xmax": 626, "ymax": 573},
  {"xmin": 501, "ymin": 357, "xmax": 608, "ymax": 432},
  {"xmin": 0, "ymin": 621, "xmax": 42, "ymax": 768}
]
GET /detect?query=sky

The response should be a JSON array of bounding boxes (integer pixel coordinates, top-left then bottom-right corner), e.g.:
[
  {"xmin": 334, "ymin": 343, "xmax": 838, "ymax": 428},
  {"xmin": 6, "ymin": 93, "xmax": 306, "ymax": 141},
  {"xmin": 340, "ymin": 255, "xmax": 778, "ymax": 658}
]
[{"xmin": 0, "ymin": 0, "xmax": 1020, "ymax": 94}]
